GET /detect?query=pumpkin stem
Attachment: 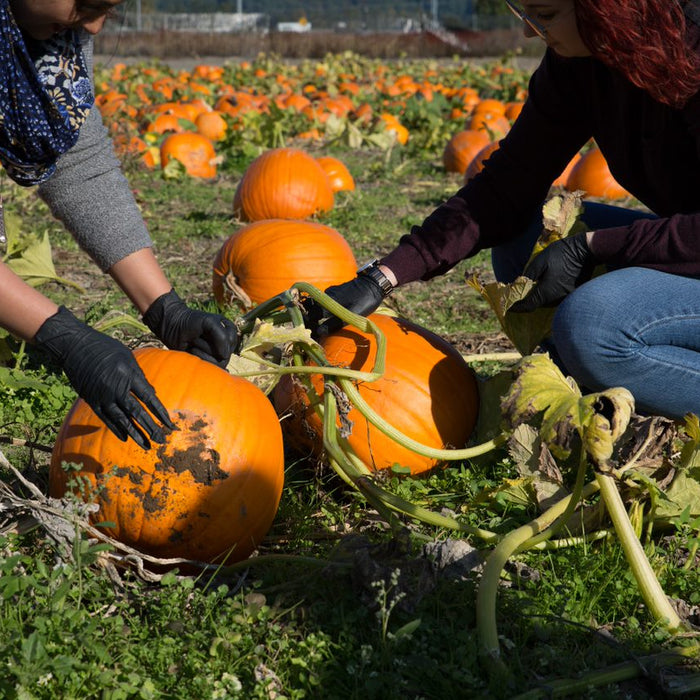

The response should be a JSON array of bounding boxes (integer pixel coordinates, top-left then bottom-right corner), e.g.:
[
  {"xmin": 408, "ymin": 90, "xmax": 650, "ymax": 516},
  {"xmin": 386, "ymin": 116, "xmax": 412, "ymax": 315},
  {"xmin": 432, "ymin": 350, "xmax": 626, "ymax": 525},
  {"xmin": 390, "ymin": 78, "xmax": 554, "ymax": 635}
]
[{"xmin": 223, "ymin": 270, "xmax": 253, "ymax": 309}]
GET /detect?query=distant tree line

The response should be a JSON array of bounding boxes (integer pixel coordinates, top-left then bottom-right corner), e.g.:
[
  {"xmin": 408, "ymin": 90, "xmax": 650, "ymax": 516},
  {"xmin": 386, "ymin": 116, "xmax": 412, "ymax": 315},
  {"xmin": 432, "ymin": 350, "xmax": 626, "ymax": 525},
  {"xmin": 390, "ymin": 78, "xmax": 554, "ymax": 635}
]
[{"xmin": 126, "ymin": 0, "xmax": 509, "ymax": 30}]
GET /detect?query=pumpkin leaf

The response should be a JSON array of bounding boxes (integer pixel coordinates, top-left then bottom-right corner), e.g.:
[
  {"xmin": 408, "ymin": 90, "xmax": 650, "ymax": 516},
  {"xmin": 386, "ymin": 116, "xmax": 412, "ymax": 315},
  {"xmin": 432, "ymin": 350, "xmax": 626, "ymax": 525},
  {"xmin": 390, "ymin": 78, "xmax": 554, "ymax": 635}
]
[
  {"xmin": 467, "ymin": 275, "xmax": 554, "ymax": 356},
  {"xmin": 528, "ymin": 190, "xmax": 588, "ymax": 262},
  {"xmin": 227, "ymin": 320, "xmax": 318, "ymax": 394},
  {"xmin": 345, "ymin": 122, "xmax": 364, "ymax": 149},
  {"xmin": 324, "ymin": 114, "xmax": 347, "ymax": 140},
  {"xmin": 508, "ymin": 423, "xmax": 568, "ymax": 511},
  {"xmin": 501, "ymin": 353, "xmax": 635, "ymax": 465},
  {"xmin": 365, "ymin": 131, "xmax": 398, "ymax": 151},
  {"xmin": 162, "ymin": 156, "xmax": 187, "ymax": 180},
  {"xmin": 654, "ymin": 414, "xmax": 700, "ymax": 519},
  {"xmin": 467, "ymin": 191, "xmax": 588, "ymax": 356},
  {"xmin": 4, "ymin": 229, "xmax": 84, "ymax": 292},
  {"xmin": 241, "ymin": 319, "xmax": 318, "ymax": 356}
]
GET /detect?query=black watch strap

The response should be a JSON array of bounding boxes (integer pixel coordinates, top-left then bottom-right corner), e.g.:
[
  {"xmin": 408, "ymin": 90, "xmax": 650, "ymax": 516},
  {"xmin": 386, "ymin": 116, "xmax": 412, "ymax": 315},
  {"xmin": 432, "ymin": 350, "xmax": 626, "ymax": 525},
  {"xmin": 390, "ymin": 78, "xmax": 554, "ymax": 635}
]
[{"xmin": 357, "ymin": 259, "xmax": 394, "ymax": 296}]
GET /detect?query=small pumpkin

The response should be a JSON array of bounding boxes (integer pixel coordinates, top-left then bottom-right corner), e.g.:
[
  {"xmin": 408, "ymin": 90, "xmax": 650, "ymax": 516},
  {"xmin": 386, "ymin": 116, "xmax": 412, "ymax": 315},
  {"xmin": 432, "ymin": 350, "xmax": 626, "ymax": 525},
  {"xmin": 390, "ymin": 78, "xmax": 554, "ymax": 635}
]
[
  {"xmin": 50, "ymin": 348, "xmax": 285, "ymax": 567},
  {"xmin": 442, "ymin": 129, "xmax": 491, "ymax": 175},
  {"xmin": 316, "ymin": 156, "xmax": 356, "ymax": 192},
  {"xmin": 565, "ymin": 146, "xmax": 630, "ymax": 200},
  {"xmin": 160, "ymin": 132, "xmax": 217, "ymax": 178},
  {"xmin": 195, "ymin": 110, "xmax": 228, "ymax": 142},
  {"xmin": 273, "ymin": 314, "xmax": 480, "ymax": 476},
  {"xmin": 212, "ymin": 218, "xmax": 357, "ymax": 309},
  {"xmin": 378, "ymin": 113, "xmax": 409, "ymax": 145},
  {"xmin": 233, "ymin": 147, "xmax": 334, "ymax": 221}
]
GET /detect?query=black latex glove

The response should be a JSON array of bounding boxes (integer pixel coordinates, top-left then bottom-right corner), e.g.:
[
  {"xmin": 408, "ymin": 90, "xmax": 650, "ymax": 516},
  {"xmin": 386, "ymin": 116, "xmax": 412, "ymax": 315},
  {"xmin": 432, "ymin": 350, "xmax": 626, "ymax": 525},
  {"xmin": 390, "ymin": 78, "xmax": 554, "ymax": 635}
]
[
  {"xmin": 509, "ymin": 233, "xmax": 596, "ymax": 313},
  {"xmin": 33, "ymin": 307, "xmax": 175, "ymax": 449},
  {"xmin": 143, "ymin": 289, "xmax": 238, "ymax": 368},
  {"xmin": 304, "ymin": 275, "xmax": 386, "ymax": 339}
]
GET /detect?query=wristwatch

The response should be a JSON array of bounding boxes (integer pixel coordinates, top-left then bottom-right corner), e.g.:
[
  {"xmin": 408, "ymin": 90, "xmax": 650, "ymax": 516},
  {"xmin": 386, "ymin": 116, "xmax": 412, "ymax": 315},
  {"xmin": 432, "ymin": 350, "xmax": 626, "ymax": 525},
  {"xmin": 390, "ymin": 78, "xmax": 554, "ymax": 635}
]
[{"xmin": 357, "ymin": 259, "xmax": 394, "ymax": 296}]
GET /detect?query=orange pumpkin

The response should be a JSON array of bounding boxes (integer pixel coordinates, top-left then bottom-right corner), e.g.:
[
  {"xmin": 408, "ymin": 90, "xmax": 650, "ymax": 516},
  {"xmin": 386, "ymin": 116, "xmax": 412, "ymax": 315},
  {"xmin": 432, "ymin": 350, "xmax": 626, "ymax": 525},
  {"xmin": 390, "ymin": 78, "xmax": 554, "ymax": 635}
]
[
  {"xmin": 464, "ymin": 141, "xmax": 501, "ymax": 183},
  {"xmin": 504, "ymin": 101, "xmax": 525, "ymax": 122},
  {"xmin": 443, "ymin": 129, "xmax": 491, "ymax": 175},
  {"xmin": 467, "ymin": 112, "xmax": 511, "ymax": 140},
  {"xmin": 195, "ymin": 111, "xmax": 228, "ymax": 142},
  {"xmin": 273, "ymin": 314, "xmax": 480, "ymax": 476},
  {"xmin": 378, "ymin": 113, "xmax": 410, "ymax": 145},
  {"xmin": 50, "ymin": 348, "xmax": 285, "ymax": 567},
  {"xmin": 566, "ymin": 146, "xmax": 630, "ymax": 200},
  {"xmin": 233, "ymin": 148, "xmax": 335, "ymax": 221},
  {"xmin": 316, "ymin": 156, "xmax": 356, "ymax": 192},
  {"xmin": 212, "ymin": 219, "xmax": 357, "ymax": 309},
  {"xmin": 147, "ymin": 113, "xmax": 187, "ymax": 135},
  {"xmin": 160, "ymin": 133, "xmax": 217, "ymax": 178}
]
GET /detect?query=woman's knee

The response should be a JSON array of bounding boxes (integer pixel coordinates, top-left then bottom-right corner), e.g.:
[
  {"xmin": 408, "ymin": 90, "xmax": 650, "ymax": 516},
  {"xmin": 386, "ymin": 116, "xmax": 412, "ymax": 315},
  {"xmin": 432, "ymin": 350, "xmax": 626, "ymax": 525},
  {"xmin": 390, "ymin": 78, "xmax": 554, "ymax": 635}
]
[{"xmin": 550, "ymin": 277, "xmax": 622, "ymax": 386}]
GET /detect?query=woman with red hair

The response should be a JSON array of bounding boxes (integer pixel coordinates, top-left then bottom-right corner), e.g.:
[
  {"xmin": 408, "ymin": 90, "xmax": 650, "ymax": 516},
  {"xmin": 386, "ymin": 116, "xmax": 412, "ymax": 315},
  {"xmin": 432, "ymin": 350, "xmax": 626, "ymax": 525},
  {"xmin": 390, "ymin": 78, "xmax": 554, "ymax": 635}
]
[{"xmin": 307, "ymin": 0, "xmax": 700, "ymax": 420}]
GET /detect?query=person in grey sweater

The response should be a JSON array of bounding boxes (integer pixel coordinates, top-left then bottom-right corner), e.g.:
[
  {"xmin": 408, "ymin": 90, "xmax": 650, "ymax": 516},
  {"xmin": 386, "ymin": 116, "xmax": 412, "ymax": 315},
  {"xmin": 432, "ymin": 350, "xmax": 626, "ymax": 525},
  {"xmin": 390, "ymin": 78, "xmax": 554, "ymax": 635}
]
[{"xmin": 1, "ymin": 0, "xmax": 238, "ymax": 449}]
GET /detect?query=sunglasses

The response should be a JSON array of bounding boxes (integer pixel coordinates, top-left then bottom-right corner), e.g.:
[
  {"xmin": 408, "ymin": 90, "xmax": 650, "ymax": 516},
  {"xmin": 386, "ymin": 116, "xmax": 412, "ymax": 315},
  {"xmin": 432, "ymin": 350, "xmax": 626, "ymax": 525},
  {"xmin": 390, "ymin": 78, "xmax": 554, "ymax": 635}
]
[{"xmin": 504, "ymin": 0, "xmax": 548, "ymax": 40}]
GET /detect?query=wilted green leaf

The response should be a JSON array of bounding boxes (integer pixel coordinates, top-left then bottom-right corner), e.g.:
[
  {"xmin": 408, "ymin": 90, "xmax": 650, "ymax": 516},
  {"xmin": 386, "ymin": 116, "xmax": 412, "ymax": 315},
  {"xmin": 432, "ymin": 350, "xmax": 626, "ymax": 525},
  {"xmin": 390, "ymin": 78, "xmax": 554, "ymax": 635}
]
[
  {"xmin": 467, "ymin": 275, "xmax": 554, "ymax": 356},
  {"xmin": 467, "ymin": 191, "xmax": 588, "ymax": 356},
  {"xmin": 162, "ymin": 157, "xmax": 187, "ymax": 180},
  {"xmin": 508, "ymin": 423, "xmax": 568, "ymax": 511},
  {"xmin": 226, "ymin": 320, "xmax": 317, "ymax": 394},
  {"xmin": 501, "ymin": 353, "xmax": 635, "ymax": 464},
  {"xmin": 655, "ymin": 414, "xmax": 700, "ymax": 519}
]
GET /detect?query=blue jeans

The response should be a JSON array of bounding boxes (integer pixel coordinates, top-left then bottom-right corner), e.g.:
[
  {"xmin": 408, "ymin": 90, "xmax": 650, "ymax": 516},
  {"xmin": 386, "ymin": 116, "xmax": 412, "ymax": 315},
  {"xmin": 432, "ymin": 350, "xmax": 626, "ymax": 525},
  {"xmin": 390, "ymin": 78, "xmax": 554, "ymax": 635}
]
[{"xmin": 491, "ymin": 202, "xmax": 700, "ymax": 419}]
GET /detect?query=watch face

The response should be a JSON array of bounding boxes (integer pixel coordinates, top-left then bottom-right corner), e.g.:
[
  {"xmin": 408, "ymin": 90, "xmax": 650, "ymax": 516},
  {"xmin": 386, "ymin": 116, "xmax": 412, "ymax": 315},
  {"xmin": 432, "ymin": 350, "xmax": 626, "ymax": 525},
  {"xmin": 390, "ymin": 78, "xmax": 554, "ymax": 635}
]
[{"xmin": 357, "ymin": 259, "xmax": 380, "ymax": 275}]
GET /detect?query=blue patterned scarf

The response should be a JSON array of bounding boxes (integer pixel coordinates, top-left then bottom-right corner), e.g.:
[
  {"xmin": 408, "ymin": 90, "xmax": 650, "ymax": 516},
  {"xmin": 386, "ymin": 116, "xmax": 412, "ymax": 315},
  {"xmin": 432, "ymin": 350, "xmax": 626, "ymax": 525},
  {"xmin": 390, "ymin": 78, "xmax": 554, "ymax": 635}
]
[{"xmin": 0, "ymin": 0, "xmax": 93, "ymax": 186}]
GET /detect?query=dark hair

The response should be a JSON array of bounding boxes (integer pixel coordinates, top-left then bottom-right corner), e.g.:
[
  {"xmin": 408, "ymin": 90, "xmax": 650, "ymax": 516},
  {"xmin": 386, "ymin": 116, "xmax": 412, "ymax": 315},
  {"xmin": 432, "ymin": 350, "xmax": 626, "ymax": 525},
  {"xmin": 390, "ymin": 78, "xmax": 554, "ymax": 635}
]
[{"xmin": 575, "ymin": 0, "xmax": 700, "ymax": 108}]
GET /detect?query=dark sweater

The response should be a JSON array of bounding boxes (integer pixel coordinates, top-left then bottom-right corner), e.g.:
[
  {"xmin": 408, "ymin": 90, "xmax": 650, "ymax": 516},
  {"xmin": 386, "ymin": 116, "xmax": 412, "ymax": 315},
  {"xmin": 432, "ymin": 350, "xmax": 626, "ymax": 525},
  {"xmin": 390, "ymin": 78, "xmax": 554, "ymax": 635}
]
[{"xmin": 381, "ymin": 22, "xmax": 700, "ymax": 285}]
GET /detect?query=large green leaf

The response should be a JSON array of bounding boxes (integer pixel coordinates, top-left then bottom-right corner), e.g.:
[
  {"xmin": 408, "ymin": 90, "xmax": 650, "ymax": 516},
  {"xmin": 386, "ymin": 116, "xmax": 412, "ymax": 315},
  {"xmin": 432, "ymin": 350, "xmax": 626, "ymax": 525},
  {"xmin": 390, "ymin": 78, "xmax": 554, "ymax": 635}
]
[
  {"xmin": 467, "ymin": 191, "xmax": 588, "ymax": 356},
  {"xmin": 3, "ymin": 211, "xmax": 84, "ymax": 292},
  {"xmin": 501, "ymin": 353, "xmax": 635, "ymax": 465},
  {"xmin": 655, "ymin": 414, "xmax": 700, "ymax": 519},
  {"xmin": 467, "ymin": 275, "xmax": 554, "ymax": 356}
]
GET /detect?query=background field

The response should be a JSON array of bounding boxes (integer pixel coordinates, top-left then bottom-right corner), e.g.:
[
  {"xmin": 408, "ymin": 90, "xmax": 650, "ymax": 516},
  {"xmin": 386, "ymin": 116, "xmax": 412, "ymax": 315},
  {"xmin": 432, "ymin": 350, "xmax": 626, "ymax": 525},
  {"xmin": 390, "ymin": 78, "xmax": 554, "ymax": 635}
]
[{"xmin": 0, "ymin": 50, "xmax": 699, "ymax": 700}]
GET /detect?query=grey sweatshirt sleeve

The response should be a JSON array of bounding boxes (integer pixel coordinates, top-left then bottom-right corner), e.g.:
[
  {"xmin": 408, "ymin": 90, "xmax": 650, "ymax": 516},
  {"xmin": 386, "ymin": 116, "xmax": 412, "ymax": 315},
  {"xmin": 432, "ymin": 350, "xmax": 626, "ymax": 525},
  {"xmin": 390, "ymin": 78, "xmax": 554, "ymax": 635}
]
[{"xmin": 37, "ymin": 35, "xmax": 152, "ymax": 272}]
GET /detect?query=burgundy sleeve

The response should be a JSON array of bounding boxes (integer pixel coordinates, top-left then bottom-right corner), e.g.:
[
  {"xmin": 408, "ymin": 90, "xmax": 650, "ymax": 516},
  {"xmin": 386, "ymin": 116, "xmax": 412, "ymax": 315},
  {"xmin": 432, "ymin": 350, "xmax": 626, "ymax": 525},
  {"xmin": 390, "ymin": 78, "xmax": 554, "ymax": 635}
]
[
  {"xmin": 590, "ymin": 213, "xmax": 700, "ymax": 275},
  {"xmin": 380, "ymin": 52, "xmax": 592, "ymax": 286}
]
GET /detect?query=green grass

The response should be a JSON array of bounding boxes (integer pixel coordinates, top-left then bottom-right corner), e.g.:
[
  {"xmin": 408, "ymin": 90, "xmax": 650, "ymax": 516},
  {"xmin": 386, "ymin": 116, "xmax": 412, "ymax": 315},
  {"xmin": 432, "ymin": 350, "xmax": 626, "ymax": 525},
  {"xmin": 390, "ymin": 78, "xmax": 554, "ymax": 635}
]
[{"xmin": 1, "ymin": 60, "xmax": 700, "ymax": 698}]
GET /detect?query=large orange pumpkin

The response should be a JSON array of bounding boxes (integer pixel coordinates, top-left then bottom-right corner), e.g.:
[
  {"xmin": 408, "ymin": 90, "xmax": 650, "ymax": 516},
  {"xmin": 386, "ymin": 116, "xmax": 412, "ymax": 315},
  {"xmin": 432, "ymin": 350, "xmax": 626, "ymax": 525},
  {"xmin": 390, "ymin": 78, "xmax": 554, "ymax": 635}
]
[
  {"xmin": 565, "ymin": 146, "xmax": 630, "ymax": 200},
  {"xmin": 212, "ymin": 219, "xmax": 357, "ymax": 309},
  {"xmin": 50, "ymin": 348, "xmax": 285, "ymax": 566},
  {"xmin": 443, "ymin": 129, "xmax": 491, "ymax": 175},
  {"xmin": 160, "ymin": 132, "xmax": 217, "ymax": 178},
  {"xmin": 273, "ymin": 314, "xmax": 480, "ymax": 476},
  {"xmin": 233, "ymin": 147, "xmax": 334, "ymax": 221}
]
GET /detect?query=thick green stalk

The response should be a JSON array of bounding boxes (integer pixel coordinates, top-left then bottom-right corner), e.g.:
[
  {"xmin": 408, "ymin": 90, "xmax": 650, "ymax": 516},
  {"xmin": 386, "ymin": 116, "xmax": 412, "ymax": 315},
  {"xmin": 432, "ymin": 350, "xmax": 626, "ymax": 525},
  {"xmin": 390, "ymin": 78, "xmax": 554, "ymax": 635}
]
[
  {"xmin": 336, "ymin": 374, "xmax": 506, "ymax": 461},
  {"xmin": 476, "ymin": 466, "xmax": 600, "ymax": 667},
  {"xmin": 511, "ymin": 648, "xmax": 696, "ymax": 699},
  {"xmin": 476, "ymin": 509, "xmax": 562, "ymax": 671},
  {"xmin": 596, "ymin": 472, "xmax": 684, "ymax": 633}
]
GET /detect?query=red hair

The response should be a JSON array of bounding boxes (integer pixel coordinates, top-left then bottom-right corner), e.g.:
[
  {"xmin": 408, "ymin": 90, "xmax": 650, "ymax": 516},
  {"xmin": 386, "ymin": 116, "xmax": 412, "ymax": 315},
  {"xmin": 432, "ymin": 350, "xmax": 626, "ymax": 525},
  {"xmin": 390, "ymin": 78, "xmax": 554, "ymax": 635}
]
[{"xmin": 575, "ymin": 0, "xmax": 700, "ymax": 108}]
